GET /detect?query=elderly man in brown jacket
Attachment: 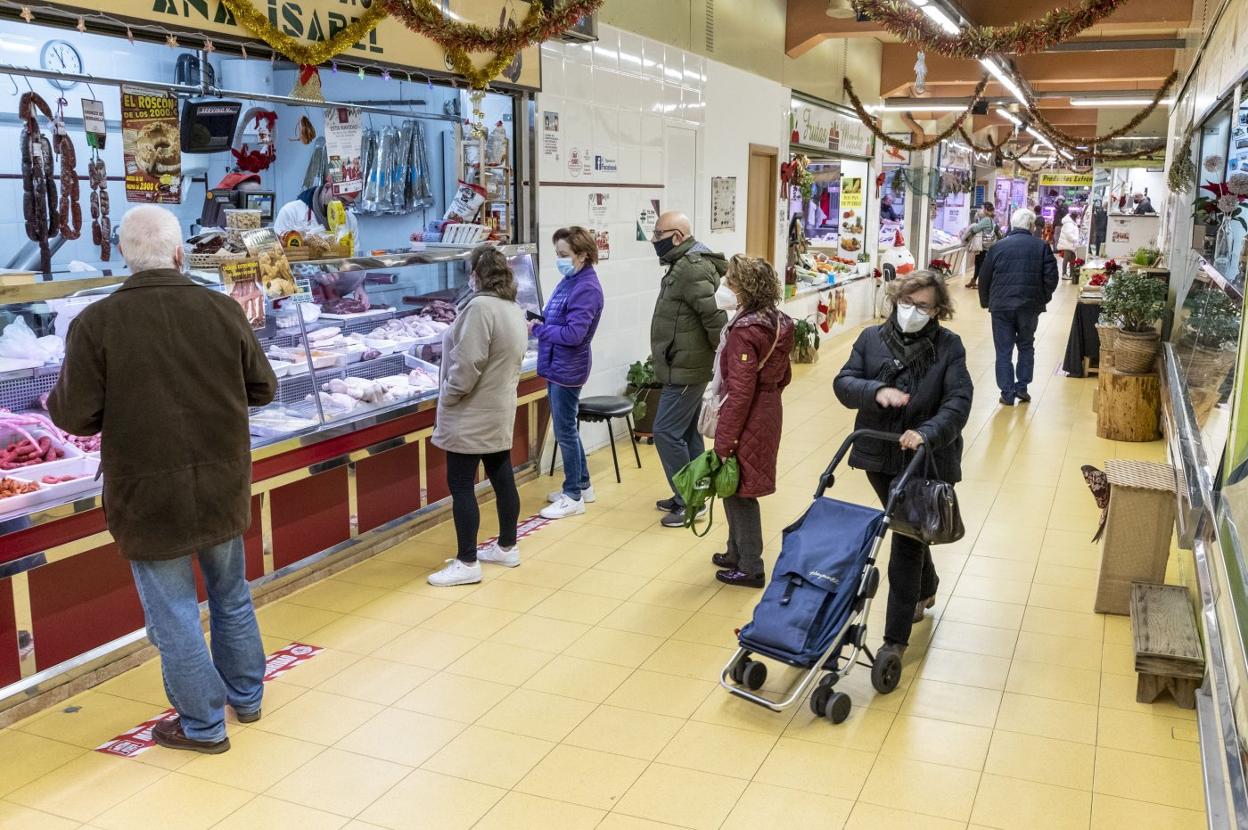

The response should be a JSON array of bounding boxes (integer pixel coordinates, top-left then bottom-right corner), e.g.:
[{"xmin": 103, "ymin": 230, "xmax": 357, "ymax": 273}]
[{"xmin": 49, "ymin": 204, "xmax": 277, "ymax": 755}]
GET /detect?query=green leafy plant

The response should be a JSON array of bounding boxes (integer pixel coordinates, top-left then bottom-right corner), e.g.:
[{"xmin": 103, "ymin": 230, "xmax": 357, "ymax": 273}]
[
  {"xmin": 626, "ymin": 357, "xmax": 659, "ymax": 419},
  {"xmin": 1182, "ymin": 288, "xmax": 1242, "ymax": 351},
  {"xmin": 1100, "ymin": 270, "xmax": 1168, "ymax": 333},
  {"xmin": 1132, "ymin": 246, "xmax": 1161, "ymax": 267},
  {"xmin": 793, "ymin": 317, "xmax": 821, "ymax": 362},
  {"xmin": 857, "ymin": 251, "xmax": 871, "ymax": 263}
]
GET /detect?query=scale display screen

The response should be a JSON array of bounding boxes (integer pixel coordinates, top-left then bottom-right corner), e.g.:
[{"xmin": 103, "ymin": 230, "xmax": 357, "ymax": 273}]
[{"xmin": 181, "ymin": 101, "xmax": 242, "ymax": 153}]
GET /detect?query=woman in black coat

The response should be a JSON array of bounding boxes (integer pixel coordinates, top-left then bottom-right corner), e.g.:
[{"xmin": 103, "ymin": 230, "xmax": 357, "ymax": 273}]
[{"xmin": 834, "ymin": 270, "xmax": 973, "ymax": 661}]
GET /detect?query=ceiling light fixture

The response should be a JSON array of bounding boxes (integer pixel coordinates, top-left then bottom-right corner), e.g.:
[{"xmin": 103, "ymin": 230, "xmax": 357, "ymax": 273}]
[
  {"xmin": 995, "ymin": 106, "xmax": 1021, "ymax": 125},
  {"xmin": 921, "ymin": 5, "xmax": 960, "ymax": 34},
  {"xmin": 908, "ymin": 0, "xmax": 929, "ymax": 6},
  {"xmin": 980, "ymin": 58, "xmax": 1027, "ymax": 106},
  {"xmin": 1068, "ymin": 97, "xmax": 1174, "ymax": 107},
  {"xmin": 826, "ymin": 0, "xmax": 856, "ymax": 18},
  {"xmin": 874, "ymin": 103, "xmax": 967, "ymax": 112}
]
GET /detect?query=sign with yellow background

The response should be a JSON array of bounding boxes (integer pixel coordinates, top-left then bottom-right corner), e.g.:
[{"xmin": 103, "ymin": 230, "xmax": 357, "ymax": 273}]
[
  {"xmin": 44, "ymin": 0, "xmax": 542, "ymax": 89},
  {"xmin": 1038, "ymin": 171, "xmax": 1094, "ymax": 188}
]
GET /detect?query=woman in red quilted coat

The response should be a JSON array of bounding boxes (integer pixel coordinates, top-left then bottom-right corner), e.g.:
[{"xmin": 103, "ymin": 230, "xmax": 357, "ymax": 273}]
[{"xmin": 711, "ymin": 255, "xmax": 794, "ymax": 588}]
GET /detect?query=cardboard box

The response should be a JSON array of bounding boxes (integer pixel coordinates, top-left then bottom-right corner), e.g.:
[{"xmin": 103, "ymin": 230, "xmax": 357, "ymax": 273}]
[{"xmin": 1095, "ymin": 459, "xmax": 1177, "ymax": 615}]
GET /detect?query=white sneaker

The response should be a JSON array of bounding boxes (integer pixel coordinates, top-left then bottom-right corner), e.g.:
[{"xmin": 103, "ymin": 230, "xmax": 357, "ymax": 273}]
[
  {"xmin": 547, "ymin": 485, "xmax": 595, "ymax": 504},
  {"xmin": 478, "ymin": 541, "xmax": 521, "ymax": 568},
  {"xmin": 427, "ymin": 559, "xmax": 482, "ymax": 587},
  {"xmin": 540, "ymin": 494, "xmax": 586, "ymax": 520}
]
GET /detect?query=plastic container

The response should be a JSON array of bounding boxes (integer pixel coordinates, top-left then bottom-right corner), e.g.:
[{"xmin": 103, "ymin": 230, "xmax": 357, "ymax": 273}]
[
  {"xmin": 0, "ymin": 427, "xmax": 83, "ymax": 470},
  {"xmin": 403, "ymin": 352, "xmax": 441, "ymax": 376},
  {"xmin": 12, "ymin": 455, "xmax": 100, "ymax": 505}
]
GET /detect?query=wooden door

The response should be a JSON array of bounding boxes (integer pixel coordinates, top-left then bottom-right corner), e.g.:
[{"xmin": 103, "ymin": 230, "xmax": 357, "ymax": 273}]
[{"xmin": 746, "ymin": 144, "xmax": 778, "ymax": 263}]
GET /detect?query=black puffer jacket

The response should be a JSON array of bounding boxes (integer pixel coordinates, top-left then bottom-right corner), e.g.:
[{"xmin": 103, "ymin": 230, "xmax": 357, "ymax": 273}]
[
  {"xmin": 833, "ymin": 320, "xmax": 973, "ymax": 482},
  {"xmin": 978, "ymin": 228, "xmax": 1059, "ymax": 313}
]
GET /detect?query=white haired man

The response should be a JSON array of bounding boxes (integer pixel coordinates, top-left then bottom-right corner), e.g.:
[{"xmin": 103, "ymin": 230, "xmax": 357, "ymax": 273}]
[
  {"xmin": 977, "ymin": 208, "xmax": 1059, "ymax": 406},
  {"xmin": 49, "ymin": 205, "xmax": 277, "ymax": 754}
]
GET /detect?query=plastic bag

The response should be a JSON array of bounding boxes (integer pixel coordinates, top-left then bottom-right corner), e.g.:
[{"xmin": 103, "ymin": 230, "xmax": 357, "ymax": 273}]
[{"xmin": 0, "ymin": 318, "xmax": 63, "ymax": 364}]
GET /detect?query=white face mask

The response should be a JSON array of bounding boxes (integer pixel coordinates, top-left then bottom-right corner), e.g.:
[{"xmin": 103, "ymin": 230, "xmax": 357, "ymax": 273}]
[
  {"xmin": 715, "ymin": 283, "xmax": 738, "ymax": 312},
  {"xmin": 896, "ymin": 302, "xmax": 931, "ymax": 334}
]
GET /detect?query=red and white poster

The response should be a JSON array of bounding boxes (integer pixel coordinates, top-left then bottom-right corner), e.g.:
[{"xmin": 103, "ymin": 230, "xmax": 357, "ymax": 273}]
[{"xmin": 323, "ymin": 107, "xmax": 363, "ymax": 197}]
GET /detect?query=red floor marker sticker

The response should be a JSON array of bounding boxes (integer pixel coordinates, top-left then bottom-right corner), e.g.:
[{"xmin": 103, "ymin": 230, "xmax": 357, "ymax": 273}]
[
  {"xmin": 478, "ymin": 513, "xmax": 550, "ymax": 550},
  {"xmin": 95, "ymin": 642, "xmax": 322, "ymax": 758}
]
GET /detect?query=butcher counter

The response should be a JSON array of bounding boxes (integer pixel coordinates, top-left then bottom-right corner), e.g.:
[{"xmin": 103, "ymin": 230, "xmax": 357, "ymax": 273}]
[{"xmin": 0, "ymin": 245, "xmax": 549, "ymax": 717}]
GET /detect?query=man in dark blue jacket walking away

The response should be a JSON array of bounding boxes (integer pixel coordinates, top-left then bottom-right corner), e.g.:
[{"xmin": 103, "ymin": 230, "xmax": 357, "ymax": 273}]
[{"xmin": 978, "ymin": 208, "xmax": 1059, "ymax": 406}]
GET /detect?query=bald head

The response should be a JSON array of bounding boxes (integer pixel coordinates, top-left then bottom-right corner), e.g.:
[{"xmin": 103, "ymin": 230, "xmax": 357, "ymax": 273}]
[{"xmin": 652, "ymin": 211, "xmax": 693, "ymax": 257}]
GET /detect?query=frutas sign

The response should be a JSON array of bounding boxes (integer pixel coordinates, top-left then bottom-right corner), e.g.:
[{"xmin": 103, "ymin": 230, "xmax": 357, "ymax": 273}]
[{"xmin": 791, "ymin": 98, "xmax": 874, "ymax": 158}]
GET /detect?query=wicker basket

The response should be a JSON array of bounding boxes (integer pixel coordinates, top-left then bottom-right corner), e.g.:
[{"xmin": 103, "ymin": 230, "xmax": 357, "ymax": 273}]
[
  {"xmin": 1114, "ymin": 329, "xmax": 1160, "ymax": 374},
  {"xmin": 1185, "ymin": 345, "xmax": 1236, "ymax": 389},
  {"xmin": 1096, "ymin": 324, "xmax": 1119, "ymax": 370},
  {"xmin": 187, "ymin": 250, "xmax": 245, "ymax": 271}
]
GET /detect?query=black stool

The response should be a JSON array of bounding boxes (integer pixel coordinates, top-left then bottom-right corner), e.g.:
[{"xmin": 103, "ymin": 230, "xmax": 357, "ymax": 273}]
[{"xmin": 548, "ymin": 395, "xmax": 642, "ymax": 484}]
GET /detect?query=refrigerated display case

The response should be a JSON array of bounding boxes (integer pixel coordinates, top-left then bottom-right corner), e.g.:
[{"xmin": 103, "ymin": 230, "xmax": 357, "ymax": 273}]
[{"xmin": 0, "ymin": 245, "xmax": 546, "ymax": 706}]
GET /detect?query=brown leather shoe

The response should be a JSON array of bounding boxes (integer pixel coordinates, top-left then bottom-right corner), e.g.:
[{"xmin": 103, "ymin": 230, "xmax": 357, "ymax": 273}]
[
  {"xmin": 151, "ymin": 717, "xmax": 230, "ymax": 754},
  {"xmin": 913, "ymin": 595, "xmax": 936, "ymax": 624}
]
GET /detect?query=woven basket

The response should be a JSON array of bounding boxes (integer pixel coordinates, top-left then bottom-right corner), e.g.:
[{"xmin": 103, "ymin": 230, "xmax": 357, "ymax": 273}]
[
  {"xmin": 1096, "ymin": 324, "xmax": 1120, "ymax": 353},
  {"xmin": 188, "ymin": 250, "xmax": 245, "ymax": 271},
  {"xmin": 1185, "ymin": 345, "xmax": 1236, "ymax": 389},
  {"xmin": 1114, "ymin": 329, "xmax": 1160, "ymax": 374}
]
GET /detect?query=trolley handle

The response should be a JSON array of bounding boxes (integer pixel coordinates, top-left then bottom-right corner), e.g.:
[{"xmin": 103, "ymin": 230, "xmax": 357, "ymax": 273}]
[{"xmin": 818, "ymin": 429, "xmax": 928, "ymax": 501}]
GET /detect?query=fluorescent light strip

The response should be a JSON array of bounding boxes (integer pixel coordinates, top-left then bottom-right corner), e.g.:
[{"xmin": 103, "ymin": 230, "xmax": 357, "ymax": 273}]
[
  {"xmin": 995, "ymin": 106, "xmax": 1021, "ymax": 125},
  {"xmin": 874, "ymin": 104, "xmax": 968, "ymax": 112},
  {"xmin": 980, "ymin": 58, "xmax": 1027, "ymax": 106},
  {"xmin": 1069, "ymin": 98, "xmax": 1174, "ymax": 107},
  {"xmin": 921, "ymin": 4, "xmax": 961, "ymax": 34}
]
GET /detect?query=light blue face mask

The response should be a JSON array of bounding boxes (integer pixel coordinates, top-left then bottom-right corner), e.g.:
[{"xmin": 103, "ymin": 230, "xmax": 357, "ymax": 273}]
[{"xmin": 555, "ymin": 257, "xmax": 577, "ymax": 277}]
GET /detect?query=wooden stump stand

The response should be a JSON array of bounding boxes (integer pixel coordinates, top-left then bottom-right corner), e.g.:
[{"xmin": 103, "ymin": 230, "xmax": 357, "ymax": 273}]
[
  {"xmin": 1096, "ymin": 367, "xmax": 1161, "ymax": 442},
  {"xmin": 1131, "ymin": 583, "xmax": 1204, "ymax": 710}
]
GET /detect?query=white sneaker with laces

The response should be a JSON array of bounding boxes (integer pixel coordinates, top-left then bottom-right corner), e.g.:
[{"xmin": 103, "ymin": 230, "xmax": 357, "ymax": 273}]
[
  {"xmin": 478, "ymin": 541, "xmax": 520, "ymax": 568},
  {"xmin": 547, "ymin": 485, "xmax": 595, "ymax": 504},
  {"xmin": 427, "ymin": 559, "xmax": 482, "ymax": 587},
  {"xmin": 540, "ymin": 494, "xmax": 586, "ymax": 520}
]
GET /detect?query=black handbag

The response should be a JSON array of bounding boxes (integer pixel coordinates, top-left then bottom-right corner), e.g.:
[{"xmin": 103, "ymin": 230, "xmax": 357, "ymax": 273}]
[{"xmin": 889, "ymin": 452, "xmax": 965, "ymax": 545}]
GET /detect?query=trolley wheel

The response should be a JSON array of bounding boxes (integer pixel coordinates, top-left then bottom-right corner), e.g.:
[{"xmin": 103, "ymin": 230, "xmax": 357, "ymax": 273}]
[
  {"xmin": 730, "ymin": 659, "xmax": 747, "ymax": 685},
  {"xmin": 810, "ymin": 684, "xmax": 832, "ymax": 717},
  {"xmin": 871, "ymin": 650, "xmax": 903, "ymax": 694},
  {"xmin": 742, "ymin": 659, "xmax": 767, "ymax": 691},
  {"xmin": 817, "ymin": 672, "xmax": 837, "ymax": 690},
  {"xmin": 827, "ymin": 691, "xmax": 852, "ymax": 724}
]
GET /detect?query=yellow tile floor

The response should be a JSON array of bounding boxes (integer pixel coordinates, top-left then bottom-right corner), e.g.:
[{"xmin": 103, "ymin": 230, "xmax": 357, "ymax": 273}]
[{"xmin": 2, "ymin": 280, "xmax": 1208, "ymax": 829}]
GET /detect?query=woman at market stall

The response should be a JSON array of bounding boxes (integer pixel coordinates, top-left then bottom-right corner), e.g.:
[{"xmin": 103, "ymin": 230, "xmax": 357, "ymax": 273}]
[
  {"xmin": 1056, "ymin": 209, "xmax": 1082, "ymax": 281},
  {"xmin": 833, "ymin": 270, "xmax": 972, "ymax": 659},
  {"xmin": 535, "ymin": 226, "xmax": 605, "ymax": 520},
  {"xmin": 710, "ymin": 255, "xmax": 794, "ymax": 588},
  {"xmin": 427, "ymin": 245, "xmax": 529, "ymax": 587}
]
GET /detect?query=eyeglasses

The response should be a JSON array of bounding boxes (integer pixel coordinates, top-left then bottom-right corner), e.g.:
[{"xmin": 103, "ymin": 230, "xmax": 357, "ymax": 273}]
[
  {"xmin": 651, "ymin": 228, "xmax": 678, "ymax": 242},
  {"xmin": 897, "ymin": 300, "xmax": 936, "ymax": 314}
]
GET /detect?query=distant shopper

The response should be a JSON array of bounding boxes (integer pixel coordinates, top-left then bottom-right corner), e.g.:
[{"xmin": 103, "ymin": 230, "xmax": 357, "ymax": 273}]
[
  {"xmin": 710, "ymin": 256, "xmax": 794, "ymax": 588},
  {"xmin": 1051, "ymin": 198, "xmax": 1069, "ymax": 251},
  {"xmin": 429, "ymin": 246, "xmax": 529, "ymax": 586},
  {"xmin": 535, "ymin": 227, "xmax": 605, "ymax": 520},
  {"xmin": 978, "ymin": 208, "xmax": 1060, "ymax": 406},
  {"xmin": 1133, "ymin": 192, "xmax": 1156, "ymax": 214},
  {"xmin": 834, "ymin": 271, "xmax": 971, "ymax": 661},
  {"xmin": 880, "ymin": 194, "xmax": 900, "ymax": 222},
  {"xmin": 649, "ymin": 210, "xmax": 729, "ymax": 528},
  {"xmin": 49, "ymin": 205, "xmax": 278, "ymax": 755},
  {"xmin": 963, "ymin": 202, "xmax": 999, "ymax": 289},
  {"xmin": 1031, "ymin": 205, "xmax": 1047, "ymax": 240},
  {"xmin": 1089, "ymin": 200, "xmax": 1109, "ymax": 256},
  {"xmin": 1056, "ymin": 210, "xmax": 1081, "ymax": 280}
]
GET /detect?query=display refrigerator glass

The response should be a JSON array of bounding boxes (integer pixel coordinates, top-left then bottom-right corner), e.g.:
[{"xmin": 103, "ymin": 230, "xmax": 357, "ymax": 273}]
[{"xmin": 0, "ymin": 245, "xmax": 540, "ymax": 526}]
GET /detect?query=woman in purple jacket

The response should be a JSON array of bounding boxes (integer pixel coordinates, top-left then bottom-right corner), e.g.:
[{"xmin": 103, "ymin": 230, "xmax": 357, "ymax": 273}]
[{"xmin": 534, "ymin": 227, "xmax": 605, "ymax": 520}]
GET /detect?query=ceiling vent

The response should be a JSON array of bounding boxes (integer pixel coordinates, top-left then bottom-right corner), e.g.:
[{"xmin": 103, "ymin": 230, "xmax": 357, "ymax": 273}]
[{"xmin": 705, "ymin": 0, "xmax": 716, "ymax": 53}]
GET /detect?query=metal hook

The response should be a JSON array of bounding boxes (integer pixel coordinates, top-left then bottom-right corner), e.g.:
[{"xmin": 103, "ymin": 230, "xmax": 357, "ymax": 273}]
[
  {"xmin": 3, "ymin": 74, "xmax": 18, "ymax": 96},
  {"xmin": 22, "ymin": 74, "xmax": 33, "ymax": 93},
  {"xmin": 85, "ymin": 81, "xmax": 97, "ymax": 101}
]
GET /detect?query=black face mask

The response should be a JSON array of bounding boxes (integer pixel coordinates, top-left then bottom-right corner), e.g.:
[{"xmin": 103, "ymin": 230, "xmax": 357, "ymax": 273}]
[{"xmin": 653, "ymin": 235, "xmax": 678, "ymax": 260}]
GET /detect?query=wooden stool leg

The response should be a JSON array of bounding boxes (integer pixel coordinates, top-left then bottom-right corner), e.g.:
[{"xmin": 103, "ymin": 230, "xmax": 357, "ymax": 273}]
[
  {"xmin": 606, "ymin": 418, "xmax": 621, "ymax": 483},
  {"xmin": 627, "ymin": 415, "xmax": 641, "ymax": 469}
]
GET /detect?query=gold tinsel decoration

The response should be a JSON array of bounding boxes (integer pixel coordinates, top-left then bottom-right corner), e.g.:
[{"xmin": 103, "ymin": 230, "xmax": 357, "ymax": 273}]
[
  {"xmin": 218, "ymin": 0, "xmax": 387, "ymax": 66},
  {"xmin": 842, "ymin": 74, "xmax": 990, "ymax": 152},
  {"xmin": 447, "ymin": 47, "xmax": 523, "ymax": 90}
]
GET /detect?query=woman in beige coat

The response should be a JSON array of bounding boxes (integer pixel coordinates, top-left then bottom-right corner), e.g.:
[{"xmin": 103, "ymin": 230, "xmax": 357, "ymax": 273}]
[{"xmin": 429, "ymin": 246, "xmax": 530, "ymax": 587}]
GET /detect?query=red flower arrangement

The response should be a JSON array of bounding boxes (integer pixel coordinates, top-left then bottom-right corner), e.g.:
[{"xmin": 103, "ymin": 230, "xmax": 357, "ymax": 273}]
[
  {"xmin": 929, "ymin": 258, "xmax": 953, "ymax": 275},
  {"xmin": 1073, "ymin": 258, "xmax": 1085, "ymax": 267},
  {"xmin": 1088, "ymin": 273, "xmax": 1108, "ymax": 287},
  {"xmin": 1102, "ymin": 259, "xmax": 1121, "ymax": 275},
  {"xmin": 872, "ymin": 267, "xmax": 882, "ymax": 280}
]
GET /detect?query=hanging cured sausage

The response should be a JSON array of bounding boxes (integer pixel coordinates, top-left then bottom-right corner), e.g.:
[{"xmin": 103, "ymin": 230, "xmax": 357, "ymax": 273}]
[
  {"xmin": 89, "ymin": 156, "xmax": 111, "ymax": 261},
  {"xmin": 55, "ymin": 134, "xmax": 82, "ymax": 241},
  {"xmin": 20, "ymin": 93, "xmax": 59, "ymax": 273}
]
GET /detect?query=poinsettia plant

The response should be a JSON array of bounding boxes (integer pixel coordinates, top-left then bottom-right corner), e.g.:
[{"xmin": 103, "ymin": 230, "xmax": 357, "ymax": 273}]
[
  {"xmin": 929, "ymin": 258, "xmax": 952, "ymax": 276},
  {"xmin": 1073, "ymin": 258, "xmax": 1086, "ymax": 268},
  {"xmin": 1088, "ymin": 273, "xmax": 1108, "ymax": 287},
  {"xmin": 1193, "ymin": 176, "xmax": 1248, "ymax": 229},
  {"xmin": 1103, "ymin": 259, "xmax": 1122, "ymax": 276}
]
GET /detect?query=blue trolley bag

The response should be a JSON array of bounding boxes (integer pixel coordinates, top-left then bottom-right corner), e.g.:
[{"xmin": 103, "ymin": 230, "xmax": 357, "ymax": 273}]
[{"xmin": 739, "ymin": 497, "xmax": 886, "ymax": 667}]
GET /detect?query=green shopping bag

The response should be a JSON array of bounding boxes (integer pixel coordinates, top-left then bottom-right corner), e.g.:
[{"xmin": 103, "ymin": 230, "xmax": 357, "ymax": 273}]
[{"xmin": 672, "ymin": 450, "xmax": 740, "ymax": 537}]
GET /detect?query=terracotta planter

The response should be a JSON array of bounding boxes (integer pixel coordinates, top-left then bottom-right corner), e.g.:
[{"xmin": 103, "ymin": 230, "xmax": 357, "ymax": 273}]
[{"xmin": 1114, "ymin": 329, "xmax": 1161, "ymax": 374}]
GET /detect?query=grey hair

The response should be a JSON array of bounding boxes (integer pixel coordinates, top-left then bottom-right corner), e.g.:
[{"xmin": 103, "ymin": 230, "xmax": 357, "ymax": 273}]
[
  {"xmin": 118, "ymin": 205, "xmax": 184, "ymax": 273},
  {"xmin": 1010, "ymin": 208, "xmax": 1036, "ymax": 231},
  {"xmin": 886, "ymin": 269, "xmax": 955, "ymax": 321}
]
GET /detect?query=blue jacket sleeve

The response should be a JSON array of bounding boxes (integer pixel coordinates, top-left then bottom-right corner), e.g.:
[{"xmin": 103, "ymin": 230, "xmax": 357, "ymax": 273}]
[{"xmin": 535, "ymin": 280, "xmax": 603, "ymax": 347}]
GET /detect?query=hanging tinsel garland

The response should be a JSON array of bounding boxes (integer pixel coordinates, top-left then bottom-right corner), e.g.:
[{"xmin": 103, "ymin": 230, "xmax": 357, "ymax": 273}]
[
  {"xmin": 1167, "ymin": 125, "xmax": 1196, "ymax": 194},
  {"xmin": 218, "ymin": 0, "xmax": 387, "ymax": 65},
  {"xmin": 852, "ymin": 0, "xmax": 1128, "ymax": 60},
  {"xmin": 842, "ymin": 74, "xmax": 990, "ymax": 152},
  {"xmin": 958, "ymin": 126, "xmax": 1012, "ymax": 154},
  {"xmin": 1018, "ymin": 69, "xmax": 1178, "ymax": 152}
]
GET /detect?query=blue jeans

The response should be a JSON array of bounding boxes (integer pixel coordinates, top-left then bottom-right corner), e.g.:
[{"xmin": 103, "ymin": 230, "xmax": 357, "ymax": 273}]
[
  {"xmin": 654, "ymin": 383, "xmax": 706, "ymax": 507},
  {"xmin": 130, "ymin": 536, "xmax": 264, "ymax": 742},
  {"xmin": 991, "ymin": 309, "xmax": 1040, "ymax": 400},
  {"xmin": 548, "ymin": 382, "xmax": 590, "ymax": 499}
]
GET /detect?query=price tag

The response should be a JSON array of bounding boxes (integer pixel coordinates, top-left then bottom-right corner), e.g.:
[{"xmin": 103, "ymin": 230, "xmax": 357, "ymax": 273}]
[
  {"xmin": 291, "ymin": 277, "xmax": 314, "ymax": 304},
  {"xmin": 81, "ymin": 99, "xmax": 106, "ymax": 150}
]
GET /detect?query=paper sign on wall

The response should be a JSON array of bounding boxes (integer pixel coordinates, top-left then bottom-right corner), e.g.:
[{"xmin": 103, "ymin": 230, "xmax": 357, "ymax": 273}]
[
  {"xmin": 323, "ymin": 107, "xmax": 363, "ymax": 197},
  {"xmin": 637, "ymin": 199, "xmax": 660, "ymax": 241},
  {"xmin": 588, "ymin": 192, "xmax": 610, "ymax": 261},
  {"xmin": 711, "ymin": 177, "xmax": 736, "ymax": 232},
  {"xmin": 121, "ymin": 85, "xmax": 181, "ymax": 203},
  {"xmin": 542, "ymin": 111, "xmax": 560, "ymax": 161}
]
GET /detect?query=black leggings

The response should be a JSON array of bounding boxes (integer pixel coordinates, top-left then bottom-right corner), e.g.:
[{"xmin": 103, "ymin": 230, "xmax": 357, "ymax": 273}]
[
  {"xmin": 867, "ymin": 470, "xmax": 940, "ymax": 647},
  {"xmin": 446, "ymin": 450, "xmax": 520, "ymax": 563}
]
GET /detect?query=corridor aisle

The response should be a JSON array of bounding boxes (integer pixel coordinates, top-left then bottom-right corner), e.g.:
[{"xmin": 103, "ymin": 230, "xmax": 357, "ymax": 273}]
[{"xmin": 0, "ymin": 281, "xmax": 1206, "ymax": 830}]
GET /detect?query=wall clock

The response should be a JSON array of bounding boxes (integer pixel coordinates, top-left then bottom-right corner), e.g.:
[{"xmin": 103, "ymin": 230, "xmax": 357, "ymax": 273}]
[{"xmin": 40, "ymin": 40, "xmax": 83, "ymax": 91}]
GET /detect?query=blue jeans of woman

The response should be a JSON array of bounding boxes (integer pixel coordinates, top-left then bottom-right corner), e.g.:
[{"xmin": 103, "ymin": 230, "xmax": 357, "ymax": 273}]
[
  {"xmin": 129, "ymin": 536, "xmax": 265, "ymax": 742},
  {"xmin": 548, "ymin": 381, "xmax": 590, "ymax": 500}
]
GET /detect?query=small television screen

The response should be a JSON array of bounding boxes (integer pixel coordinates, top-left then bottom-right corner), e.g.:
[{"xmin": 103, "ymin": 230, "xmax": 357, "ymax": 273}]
[{"xmin": 181, "ymin": 100, "xmax": 242, "ymax": 154}]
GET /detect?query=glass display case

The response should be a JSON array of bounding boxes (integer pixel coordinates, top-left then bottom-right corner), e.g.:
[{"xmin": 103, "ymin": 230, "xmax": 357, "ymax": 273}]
[{"xmin": 0, "ymin": 244, "xmax": 542, "ymax": 527}]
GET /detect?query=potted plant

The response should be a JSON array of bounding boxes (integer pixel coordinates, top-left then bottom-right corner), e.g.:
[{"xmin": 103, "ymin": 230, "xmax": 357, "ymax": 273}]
[
  {"xmin": 792, "ymin": 316, "xmax": 821, "ymax": 363},
  {"xmin": 856, "ymin": 251, "xmax": 871, "ymax": 276},
  {"xmin": 1071, "ymin": 257, "xmax": 1085, "ymax": 284},
  {"xmin": 928, "ymin": 258, "xmax": 953, "ymax": 279},
  {"xmin": 1181, "ymin": 288, "xmax": 1241, "ymax": 389},
  {"xmin": 1193, "ymin": 177, "xmax": 1248, "ymax": 261},
  {"xmin": 1132, "ymin": 246, "xmax": 1161, "ymax": 268},
  {"xmin": 1100, "ymin": 270, "xmax": 1168, "ymax": 373},
  {"xmin": 625, "ymin": 358, "xmax": 662, "ymax": 436}
]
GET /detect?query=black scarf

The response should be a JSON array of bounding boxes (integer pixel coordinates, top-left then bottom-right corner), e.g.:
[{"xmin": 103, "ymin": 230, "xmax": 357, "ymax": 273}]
[{"xmin": 878, "ymin": 316, "xmax": 938, "ymax": 385}]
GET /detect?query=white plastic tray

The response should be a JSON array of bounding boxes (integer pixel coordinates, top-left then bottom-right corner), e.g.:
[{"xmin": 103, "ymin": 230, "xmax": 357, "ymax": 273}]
[
  {"xmin": 12, "ymin": 455, "xmax": 100, "ymax": 504},
  {"xmin": 0, "ymin": 427, "xmax": 83, "ymax": 469}
]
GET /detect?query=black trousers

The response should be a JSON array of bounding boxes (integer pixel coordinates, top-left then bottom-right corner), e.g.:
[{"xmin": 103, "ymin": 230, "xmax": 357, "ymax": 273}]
[
  {"xmin": 971, "ymin": 251, "xmax": 986, "ymax": 284},
  {"xmin": 867, "ymin": 470, "xmax": 940, "ymax": 646},
  {"xmin": 446, "ymin": 450, "xmax": 520, "ymax": 563},
  {"xmin": 723, "ymin": 494, "xmax": 764, "ymax": 576}
]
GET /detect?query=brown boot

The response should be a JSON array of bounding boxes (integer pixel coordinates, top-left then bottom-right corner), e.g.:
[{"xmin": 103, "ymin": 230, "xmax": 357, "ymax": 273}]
[
  {"xmin": 913, "ymin": 595, "xmax": 936, "ymax": 624},
  {"xmin": 151, "ymin": 717, "xmax": 230, "ymax": 755}
]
